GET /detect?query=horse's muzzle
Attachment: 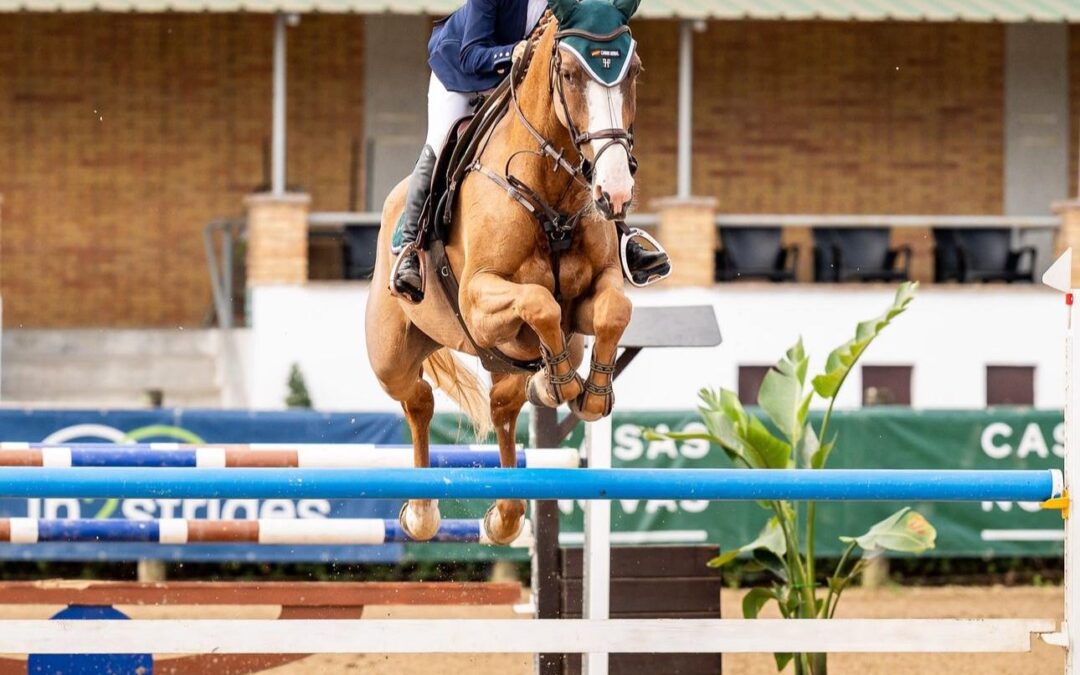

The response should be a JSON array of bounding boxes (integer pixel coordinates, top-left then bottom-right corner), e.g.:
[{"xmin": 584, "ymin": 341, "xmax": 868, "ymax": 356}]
[{"xmin": 595, "ymin": 190, "xmax": 629, "ymax": 221}]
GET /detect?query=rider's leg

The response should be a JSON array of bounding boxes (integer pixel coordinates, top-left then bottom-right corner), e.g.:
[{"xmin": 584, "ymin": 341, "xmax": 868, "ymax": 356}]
[
  {"xmin": 621, "ymin": 229, "xmax": 672, "ymax": 286},
  {"xmin": 392, "ymin": 74, "xmax": 475, "ymax": 302}
]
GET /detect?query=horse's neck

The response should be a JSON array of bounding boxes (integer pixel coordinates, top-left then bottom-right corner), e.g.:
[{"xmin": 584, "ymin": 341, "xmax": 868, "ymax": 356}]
[{"xmin": 489, "ymin": 41, "xmax": 584, "ymax": 210}]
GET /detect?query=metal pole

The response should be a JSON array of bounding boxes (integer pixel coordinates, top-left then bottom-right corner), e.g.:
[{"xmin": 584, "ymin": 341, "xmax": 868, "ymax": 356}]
[
  {"xmin": 1065, "ymin": 287, "xmax": 1078, "ymax": 675},
  {"xmin": 677, "ymin": 20, "xmax": 694, "ymax": 200},
  {"xmin": 271, "ymin": 13, "xmax": 288, "ymax": 196}
]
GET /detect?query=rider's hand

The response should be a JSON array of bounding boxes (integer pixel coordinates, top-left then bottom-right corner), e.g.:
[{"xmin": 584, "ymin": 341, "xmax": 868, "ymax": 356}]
[{"xmin": 512, "ymin": 40, "xmax": 528, "ymax": 64}]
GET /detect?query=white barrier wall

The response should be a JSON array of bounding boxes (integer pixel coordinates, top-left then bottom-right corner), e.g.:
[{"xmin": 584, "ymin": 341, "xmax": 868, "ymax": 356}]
[{"xmin": 249, "ymin": 283, "xmax": 1063, "ymax": 412}]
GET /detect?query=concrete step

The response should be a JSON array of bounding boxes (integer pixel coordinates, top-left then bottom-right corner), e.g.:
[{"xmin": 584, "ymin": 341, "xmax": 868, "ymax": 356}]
[
  {"xmin": 0, "ymin": 389, "xmax": 224, "ymax": 409},
  {"xmin": 1, "ymin": 354, "xmax": 220, "ymax": 397},
  {"xmin": 2, "ymin": 329, "xmax": 219, "ymax": 358}
]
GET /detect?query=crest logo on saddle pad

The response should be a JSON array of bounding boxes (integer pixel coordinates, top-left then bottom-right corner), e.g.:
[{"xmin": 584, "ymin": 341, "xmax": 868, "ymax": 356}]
[{"xmin": 549, "ymin": 0, "xmax": 640, "ymax": 86}]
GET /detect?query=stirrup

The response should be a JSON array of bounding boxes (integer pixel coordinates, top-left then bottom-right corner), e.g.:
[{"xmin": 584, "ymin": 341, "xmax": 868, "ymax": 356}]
[
  {"xmin": 620, "ymin": 227, "xmax": 671, "ymax": 288},
  {"xmin": 388, "ymin": 242, "xmax": 426, "ymax": 304}
]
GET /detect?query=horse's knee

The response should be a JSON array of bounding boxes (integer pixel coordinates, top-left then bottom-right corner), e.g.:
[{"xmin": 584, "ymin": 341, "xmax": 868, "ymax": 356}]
[
  {"xmin": 595, "ymin": 290, "xmax": 632, "ymax": 340},
  {"xmin": 515, "ymin": 285, "xmax": 562, "ymax": 330}
]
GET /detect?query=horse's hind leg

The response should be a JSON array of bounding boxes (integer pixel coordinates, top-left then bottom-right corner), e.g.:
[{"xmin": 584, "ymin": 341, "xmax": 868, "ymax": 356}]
[
  {"xmin": 366, "ymin": 299, "xmax": 441, "ymax": 541},
  {"xmin": 482, "ymin": 372, "xmax": 528, "ymax": 545},
  {"xmin": 399, "ymin": 377, "xmax": 441, "ymax": 541}
]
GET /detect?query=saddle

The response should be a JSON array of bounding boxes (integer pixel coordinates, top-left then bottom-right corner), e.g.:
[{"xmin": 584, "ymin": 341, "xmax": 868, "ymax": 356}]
[{"xmin": 410, "ymin": 73, "xmax": 546, "ymax": 375}]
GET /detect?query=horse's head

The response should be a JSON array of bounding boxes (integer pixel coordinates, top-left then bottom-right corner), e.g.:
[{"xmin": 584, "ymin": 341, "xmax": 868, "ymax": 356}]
[{"xmin": 549, "ymin": 0, "xmax": 641, "ymax": 220}]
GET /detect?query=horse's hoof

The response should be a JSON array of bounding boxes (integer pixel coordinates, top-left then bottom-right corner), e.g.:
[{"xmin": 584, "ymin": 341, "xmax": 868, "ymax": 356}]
[
  {"xmin": 569, "ymin": 390, "xmax": 613, "ymax": 422},
  {"xmin": 526, "ymin": 373, "xmax": 559, "ymax": 408},
  {"xmin": 482, "ymin": 502, "xmax": 526, "ymax": 546},
  {"xmin": 526, "ymin": 371, "xmax": 583, "ymax": 408},
  {"xmin": 399, "ymin": 500, "xmax": 441, "ymax": 541}
]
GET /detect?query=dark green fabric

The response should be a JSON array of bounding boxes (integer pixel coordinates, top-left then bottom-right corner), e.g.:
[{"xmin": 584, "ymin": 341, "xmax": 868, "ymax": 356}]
[{"xmin": 554, "ymin": 0, "xmax": 636, "ymax": 86}]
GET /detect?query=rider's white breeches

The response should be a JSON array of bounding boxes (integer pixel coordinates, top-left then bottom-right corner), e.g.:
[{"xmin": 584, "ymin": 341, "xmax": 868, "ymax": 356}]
[{"xmin": 424, "ymin": 74, "xmax": 478, "ymax": 155}]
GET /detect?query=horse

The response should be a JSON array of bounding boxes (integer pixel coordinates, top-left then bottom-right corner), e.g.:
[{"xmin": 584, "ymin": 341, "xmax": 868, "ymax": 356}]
[{"xmin": 366, "ymin": 0, "xmax": 642, "ymax": 545}]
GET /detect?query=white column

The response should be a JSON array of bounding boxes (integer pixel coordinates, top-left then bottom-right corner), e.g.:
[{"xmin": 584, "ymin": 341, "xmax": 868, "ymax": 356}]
[
  {"xmin": 583, "ymin": 413, "xmax": 612, "ymax": 675},
  {"xmin": 676, "ymin": 20, "xmax": 694, "ymax": 199},
  {"xmin": 271, "ymin": 13, "xmax": 289, "ymax": 196},
  {"xmin": 1066, "ymin": 288, "xmax": 1079, "ymax": 675}
]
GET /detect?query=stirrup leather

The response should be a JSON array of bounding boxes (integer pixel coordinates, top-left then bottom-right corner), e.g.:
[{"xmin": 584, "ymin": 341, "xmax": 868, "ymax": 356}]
[
  {"xmin": 388, "ymin": 242, "xmax": 427, "ymax": 304},
  {"xmin": 620, "ymin": 227, "xmax": 671, "ymax": 288}
]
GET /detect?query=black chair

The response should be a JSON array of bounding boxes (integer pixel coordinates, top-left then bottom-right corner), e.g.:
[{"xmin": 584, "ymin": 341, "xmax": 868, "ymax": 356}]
[
  {"xmin": 715, "ymin": 227, "xmax": 798, "ymax": 282},
  {"xmin": 342, "ymin": 224, "xmax": 380, "ymax": 280},
  {"xmin": 937, "ymin": 228, "xmax": 1035, "ymax": 283},
  {"xmin": 932, "ymin": 229, "xmax": 962, "ymax": 282},
  {"xmin": 812, "ymin": 228, "xmax": 910, "ymax": 283}
]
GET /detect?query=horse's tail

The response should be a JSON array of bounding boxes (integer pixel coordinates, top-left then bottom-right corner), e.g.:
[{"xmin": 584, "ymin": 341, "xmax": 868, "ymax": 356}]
[{"xmin": 423, "ymin": 348, "xmax": 493, "ymax": 440}]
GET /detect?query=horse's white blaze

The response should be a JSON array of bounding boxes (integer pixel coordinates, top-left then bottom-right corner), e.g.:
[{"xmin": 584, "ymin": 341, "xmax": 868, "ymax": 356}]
[{"xmin": 585, "ymin": 80, "xmax": 633, "ymax": 215}]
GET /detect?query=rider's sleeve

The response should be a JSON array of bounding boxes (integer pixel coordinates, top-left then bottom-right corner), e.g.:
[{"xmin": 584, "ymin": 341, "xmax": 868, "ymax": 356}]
[{"xmin": 459, "ymin": 0, "xmax": 517, "ymax": 79}]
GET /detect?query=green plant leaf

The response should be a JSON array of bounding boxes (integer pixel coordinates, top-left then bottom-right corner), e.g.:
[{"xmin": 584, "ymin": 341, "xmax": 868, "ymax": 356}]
[
  {"xmin": 758, "ymin": 339, "xmax": 810, "ymax": 445},
  {"xmin": 811, "ymin": 434, "xmax": 836, "ymax": 470},
  {"xmin": 773, "ymin": 652, "xmax": 794, "ymax": 671},
  {"xmin": 752, "ymin": 548, "xmax": 788, "ymax": 581},
  {"xmin": 742, "ymin": 587, "xmax": 777, "ymax": 619},
  {"xmin": 708, "ymin": 517, "xmax": 787, "ymax": 568},
  {"xmin": 812, "ymin": 282, "xmax": 917, "ymax": 400},
  {"xmin": 839, "ymin": 507, "xmax": 937, "ymax": 553},
  {"xmin": 642, "ymin": 429, "xmax": 716, "ymax": 444},
  {"xmin": 796, "ymin": 422, "xmax": 819, "ymax": 469},
  {"xmin": 694, "ymin": 388, "xmax": 792, "ymax": 469},
  {"xmin": 745, "ymin": 416, "xmax": 793, "ymax": 469}
]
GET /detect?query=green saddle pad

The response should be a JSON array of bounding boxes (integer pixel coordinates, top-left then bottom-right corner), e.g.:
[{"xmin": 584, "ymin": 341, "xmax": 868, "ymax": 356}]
[{"xmin": 391, "ymin": 210, "xmax": 406, "ymax": 254}]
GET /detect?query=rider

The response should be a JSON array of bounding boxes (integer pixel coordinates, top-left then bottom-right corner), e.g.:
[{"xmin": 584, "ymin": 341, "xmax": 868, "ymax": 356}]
[{"xmin": 392, "ymin": 0, "xmax": 670, "ymax": 303}]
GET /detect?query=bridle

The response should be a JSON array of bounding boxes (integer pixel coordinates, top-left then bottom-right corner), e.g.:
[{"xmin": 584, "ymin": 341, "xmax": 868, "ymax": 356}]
[{"xmin": 470, "ymin": 20, "xmax": 640, "ymax": 300}]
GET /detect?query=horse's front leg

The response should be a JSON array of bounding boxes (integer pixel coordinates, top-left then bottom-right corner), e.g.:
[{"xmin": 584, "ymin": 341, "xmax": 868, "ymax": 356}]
[
  {"xmin": 482, "ymin": 372, "xmax": 529, "ymax": 545},
  {"xmin": 462, "ymin": 272, "xmax": 584, "ymax": 407},
  {"xmin": 570, "ymin": 266, "xmax": 632, "ymax": 421}
]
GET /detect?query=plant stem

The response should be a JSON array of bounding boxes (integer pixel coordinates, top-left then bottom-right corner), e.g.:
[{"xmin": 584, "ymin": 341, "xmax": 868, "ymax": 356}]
[
  {"xmin": 806, "ymin": 501, "xmax": 816, "ymax": 603},
  {"xmin": 819, "ymin": 541, "xmax": 858, "ymax": 618}
]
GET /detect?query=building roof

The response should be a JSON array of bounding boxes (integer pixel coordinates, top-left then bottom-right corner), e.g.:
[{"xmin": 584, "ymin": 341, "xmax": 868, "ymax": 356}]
[{"xmin": 3, "ymin": 0, "xmax": 1080, "ymax": 21}]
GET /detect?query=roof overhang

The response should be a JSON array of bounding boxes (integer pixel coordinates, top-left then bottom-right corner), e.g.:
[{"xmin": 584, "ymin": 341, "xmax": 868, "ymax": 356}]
[{"xmin": 2, "ymin": 0, "xmax": 1079, "ymax": 22}]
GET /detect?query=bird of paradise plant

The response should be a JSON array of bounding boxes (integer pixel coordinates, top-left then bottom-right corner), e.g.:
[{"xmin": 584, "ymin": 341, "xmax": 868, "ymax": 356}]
[{"xmin": 648, "ymin": 282, "xmax": 936, "ymax": 675}]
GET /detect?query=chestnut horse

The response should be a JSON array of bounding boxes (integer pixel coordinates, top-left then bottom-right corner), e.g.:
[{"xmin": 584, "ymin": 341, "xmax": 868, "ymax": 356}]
[{"xmin": 366, "ymin": 7, "xmax": 640, "ymax": 544}]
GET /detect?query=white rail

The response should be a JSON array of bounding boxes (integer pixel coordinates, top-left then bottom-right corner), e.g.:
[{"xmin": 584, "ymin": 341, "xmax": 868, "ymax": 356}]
[{"xmin": 0, "ymin": 619, "xmax": 1055, "ymax": 655}]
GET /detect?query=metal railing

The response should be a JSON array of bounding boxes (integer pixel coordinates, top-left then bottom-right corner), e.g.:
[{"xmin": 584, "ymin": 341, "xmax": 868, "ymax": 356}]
[
  {"xmin": 203, "ymin": 218, "xmax": 246, "ymax": 330},
  {"xmin": 712, "ymin": 214, "xmax": 1060, "ymax": 229}
]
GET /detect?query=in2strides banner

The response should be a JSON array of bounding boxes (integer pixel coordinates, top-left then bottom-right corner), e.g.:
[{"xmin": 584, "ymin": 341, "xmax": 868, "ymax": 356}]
[
  {"xmin": 0, "ymin": 409, "xmax": 404, "ymax": 563},
  {"xmin": 428, "ymin": 408, "xmax": 1065, "ymax": 560}
]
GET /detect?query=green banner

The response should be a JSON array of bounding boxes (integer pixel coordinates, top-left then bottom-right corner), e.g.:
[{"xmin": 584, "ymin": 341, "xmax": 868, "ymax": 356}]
[{"xmin": 410, "ymin": 409, "xmax": 1064, "ymax": 561}]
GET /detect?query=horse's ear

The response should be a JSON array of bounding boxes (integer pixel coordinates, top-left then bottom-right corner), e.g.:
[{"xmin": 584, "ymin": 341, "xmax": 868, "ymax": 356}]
[
  {"xmin": 612, "ymin": 0, "xmax": 640, "ymax": 20},
  {"xmin": 548, "ymin": 0, "xmax": 577, "ymax": 23}
]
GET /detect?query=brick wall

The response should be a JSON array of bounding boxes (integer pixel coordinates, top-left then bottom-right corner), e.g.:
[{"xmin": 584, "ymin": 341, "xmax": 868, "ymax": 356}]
[
  {"xmin": 0, "ymin": 14, "xmax": 364, "ymax": 327},
  {"xmin": 0, "ymin": 17, "xmax": 1015, "ymax": 326},
  {"xmin": 634, "ymin": 21, "xmax": 1004, "ymax": 214}
]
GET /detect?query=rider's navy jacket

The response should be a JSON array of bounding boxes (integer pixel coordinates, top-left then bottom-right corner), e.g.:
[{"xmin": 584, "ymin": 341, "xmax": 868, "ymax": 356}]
[{"xmin": 428, "ymin": 0, "xmax": 529, "ymax": 93}]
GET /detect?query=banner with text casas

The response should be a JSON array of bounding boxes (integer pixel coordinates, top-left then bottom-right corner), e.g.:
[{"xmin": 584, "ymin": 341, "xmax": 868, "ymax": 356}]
[
  {"xmin": 428, "ymin": 408, "xmax": 1065, "ymax": 559},
  {"xmin": 0, "ymin": 409, "xmax": 405, "ymax": 563}
]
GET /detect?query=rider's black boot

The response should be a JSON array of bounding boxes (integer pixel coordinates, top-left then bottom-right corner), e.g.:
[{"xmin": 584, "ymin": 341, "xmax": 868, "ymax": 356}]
[
  {"xmin": 625, "ymin": 239, "xmax": 671, "ymax": 286},
  {"xmin": 392, "ymin": 145, "xmax": 437, "ymax": 303}
]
